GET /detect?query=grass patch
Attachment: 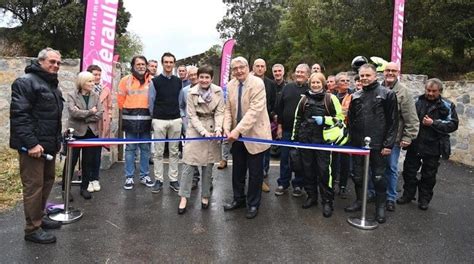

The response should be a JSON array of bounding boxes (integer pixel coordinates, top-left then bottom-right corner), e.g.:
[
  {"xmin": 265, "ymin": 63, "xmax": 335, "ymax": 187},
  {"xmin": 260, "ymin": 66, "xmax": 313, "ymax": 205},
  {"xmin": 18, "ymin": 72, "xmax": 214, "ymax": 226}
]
[
  {"xmin": 0, "ymin": 147, "xmax": 64, "ymax": 212},
  {"xmin": 0, "ymin": 147, "xmax": 23, "ymax": 212}
]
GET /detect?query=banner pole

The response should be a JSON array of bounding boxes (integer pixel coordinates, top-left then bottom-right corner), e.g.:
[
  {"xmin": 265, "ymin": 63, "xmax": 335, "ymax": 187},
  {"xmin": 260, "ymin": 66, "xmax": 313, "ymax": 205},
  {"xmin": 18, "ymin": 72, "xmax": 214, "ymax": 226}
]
[
  {"xmin": 347, "ymin": 136, "xmax": 378, "ymax": 230},
  {"xmin": 49, "ymin": 128, "xmax": 83, "ymax": 224}
]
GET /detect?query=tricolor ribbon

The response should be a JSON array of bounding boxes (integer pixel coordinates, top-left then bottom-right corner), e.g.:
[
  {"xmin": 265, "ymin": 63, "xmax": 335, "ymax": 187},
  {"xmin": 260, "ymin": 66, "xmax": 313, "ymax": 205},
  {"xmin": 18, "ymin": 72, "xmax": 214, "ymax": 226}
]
[{"xmin": 68, "ymin": 137, "xmax": 369, "ymax": 156}]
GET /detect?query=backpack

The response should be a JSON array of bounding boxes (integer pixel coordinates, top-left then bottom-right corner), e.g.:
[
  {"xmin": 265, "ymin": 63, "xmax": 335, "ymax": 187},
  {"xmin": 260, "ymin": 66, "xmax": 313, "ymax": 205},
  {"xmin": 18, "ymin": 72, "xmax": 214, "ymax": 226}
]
[{"xmin": 300, "ymin": 93, "xmax": 349, "ymax": 145}]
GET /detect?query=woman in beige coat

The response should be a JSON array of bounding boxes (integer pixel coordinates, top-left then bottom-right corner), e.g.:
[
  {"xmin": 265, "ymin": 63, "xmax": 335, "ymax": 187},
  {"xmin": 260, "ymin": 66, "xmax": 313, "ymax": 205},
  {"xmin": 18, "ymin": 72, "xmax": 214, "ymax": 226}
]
[
  {"xmin": 66, "ymin": 71, "xmax": 103, "ymax": 199},
  {"xmin": 178, "ymin": 65, "xmax": 224, "ymax": 214}
]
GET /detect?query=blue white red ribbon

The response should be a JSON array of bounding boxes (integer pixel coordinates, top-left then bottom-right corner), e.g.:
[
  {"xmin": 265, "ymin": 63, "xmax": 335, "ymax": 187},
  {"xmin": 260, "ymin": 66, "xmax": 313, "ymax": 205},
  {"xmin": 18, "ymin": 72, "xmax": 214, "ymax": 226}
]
[{"xmin": 68, "ymin": 136, "xmax": 370, "ymax": 156}]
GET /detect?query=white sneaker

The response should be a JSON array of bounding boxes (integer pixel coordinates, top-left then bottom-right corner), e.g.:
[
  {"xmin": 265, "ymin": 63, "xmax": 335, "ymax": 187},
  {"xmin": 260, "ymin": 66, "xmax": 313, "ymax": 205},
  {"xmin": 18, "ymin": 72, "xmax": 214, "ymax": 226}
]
[
  {"xmin": 87, "ymin": 182, "xmax": 94, "ymax": 192},
  {"xmin": 92, "ymin": 180, "xmax": 101, "ymax": 192}
]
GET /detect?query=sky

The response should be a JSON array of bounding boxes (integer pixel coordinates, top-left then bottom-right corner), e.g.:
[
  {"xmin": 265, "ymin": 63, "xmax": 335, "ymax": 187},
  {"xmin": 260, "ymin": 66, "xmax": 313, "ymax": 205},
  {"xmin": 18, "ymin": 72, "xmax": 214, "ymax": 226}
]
[{"xmin": 123, "ymin": 0, "xmax": 228, "ymax": 64}]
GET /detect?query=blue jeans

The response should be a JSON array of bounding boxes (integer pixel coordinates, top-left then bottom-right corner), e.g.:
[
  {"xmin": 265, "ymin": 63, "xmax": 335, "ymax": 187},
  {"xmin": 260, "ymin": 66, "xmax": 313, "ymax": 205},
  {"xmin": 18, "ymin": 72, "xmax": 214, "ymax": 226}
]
[
  {"xmin": 125, "ymin": 132, "xmax": 151, "ymax": 179},
  {"xmin": 385, "ymin": 145, "xmax": 401, "ymax": 201},
  {"xmin": 277, "ymin": 131, "xmax": 303, "ymax": 189}
]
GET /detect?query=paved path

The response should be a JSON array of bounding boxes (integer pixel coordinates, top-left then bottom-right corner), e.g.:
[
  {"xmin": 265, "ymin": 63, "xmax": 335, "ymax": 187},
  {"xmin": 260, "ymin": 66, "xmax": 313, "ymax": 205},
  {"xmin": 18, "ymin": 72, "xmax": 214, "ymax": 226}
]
[{"xmin": 0, "ymin": 160, "xmax": 473, "ymax": 263}]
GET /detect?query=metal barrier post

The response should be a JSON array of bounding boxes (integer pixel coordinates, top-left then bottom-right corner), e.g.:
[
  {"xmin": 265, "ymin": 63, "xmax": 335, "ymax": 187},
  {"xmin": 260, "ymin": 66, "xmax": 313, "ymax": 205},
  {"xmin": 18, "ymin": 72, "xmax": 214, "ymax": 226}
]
[
  {"xmin": 347, "ymin": 137, "xmax": 378, "ymax": 230},
  {"xmin": 49, "ymin": 128, "xmax": 83, "ymax": 223}
]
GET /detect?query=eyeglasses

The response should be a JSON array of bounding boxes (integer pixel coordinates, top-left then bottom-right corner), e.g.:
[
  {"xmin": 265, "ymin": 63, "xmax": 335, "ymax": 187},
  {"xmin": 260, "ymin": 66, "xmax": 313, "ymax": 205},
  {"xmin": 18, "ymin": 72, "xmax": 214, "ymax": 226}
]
[
  {"xmin": 232, "ymin": 65, "xmax": 246, "ymax": 72},
  {"xmin": 48, "ymin": 59, "xmax": 62, "ymax": 66},
  {"xmin": 384, "ymin": 69, "xmax": 398, "ymax": 73}
]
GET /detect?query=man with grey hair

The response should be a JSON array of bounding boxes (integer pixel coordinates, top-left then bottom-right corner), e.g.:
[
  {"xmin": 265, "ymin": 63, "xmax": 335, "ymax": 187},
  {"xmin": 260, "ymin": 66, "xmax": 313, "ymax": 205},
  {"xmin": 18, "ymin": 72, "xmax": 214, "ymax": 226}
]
[
  {"xmin": 398, "ymin": 78, "xmax": 458, "ymax": 210},
  {"xmin": 382, "ymin": 62, "xmax": 419, "ymax": 212},
  {"xmin": 223, "ymin": 56, "xmax": 272, "ymax": 219},
  {"xmin": 272, "ymin": 63, "xmax": 286, "ymax": 108},
  {"xmin": 274, "ymin": 63, "xmax": 309, "ymax": 198},
  {"xmin": 10, "ymin": 47, "xmax": 64, "ymax": 244}
]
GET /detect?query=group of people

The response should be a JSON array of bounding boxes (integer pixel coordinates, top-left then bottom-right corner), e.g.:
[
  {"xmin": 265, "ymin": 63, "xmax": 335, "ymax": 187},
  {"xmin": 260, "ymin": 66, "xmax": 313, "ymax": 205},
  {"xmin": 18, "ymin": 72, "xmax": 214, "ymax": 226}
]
[{"xmin": 10, "ymin": 47, "xmax": 458, "ymax": 244}]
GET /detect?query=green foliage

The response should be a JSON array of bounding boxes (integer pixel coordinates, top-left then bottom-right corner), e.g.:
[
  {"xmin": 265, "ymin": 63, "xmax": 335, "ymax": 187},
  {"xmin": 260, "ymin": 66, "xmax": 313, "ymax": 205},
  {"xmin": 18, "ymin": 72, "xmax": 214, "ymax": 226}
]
[
  {"xmin": 115, "ymin": 31, "xmax": 144, "ymax": 64},
  {"xmin": 217, "ymin": 0, "xmax": 473, "ymax": 78},
  {"xmin": 0, "ymin": 0, "xmax": 131, "ymax": 58}
]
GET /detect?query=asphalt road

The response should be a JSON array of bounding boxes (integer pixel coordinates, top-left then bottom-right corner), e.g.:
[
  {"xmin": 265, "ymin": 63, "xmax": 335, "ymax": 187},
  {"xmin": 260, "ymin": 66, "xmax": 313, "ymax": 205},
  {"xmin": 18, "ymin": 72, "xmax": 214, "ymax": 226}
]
[{"xmin": 0, "ymin": 159, "xmax": 473, "ymax": 263}]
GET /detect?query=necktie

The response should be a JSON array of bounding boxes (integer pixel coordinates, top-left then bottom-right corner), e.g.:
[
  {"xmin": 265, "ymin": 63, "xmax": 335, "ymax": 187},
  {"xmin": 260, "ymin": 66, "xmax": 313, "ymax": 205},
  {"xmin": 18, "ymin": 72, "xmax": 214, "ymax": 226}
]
[{"xmin": 237, "ymin": 81, "xmax": 243, "ymax": 122}]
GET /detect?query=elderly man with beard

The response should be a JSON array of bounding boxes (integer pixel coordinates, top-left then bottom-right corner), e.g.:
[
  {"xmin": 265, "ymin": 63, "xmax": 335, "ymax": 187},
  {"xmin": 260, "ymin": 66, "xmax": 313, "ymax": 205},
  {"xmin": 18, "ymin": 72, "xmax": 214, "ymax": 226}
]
[{"xmin": 118, "ymin": 55, "xmax": 154, "ymax": 190}]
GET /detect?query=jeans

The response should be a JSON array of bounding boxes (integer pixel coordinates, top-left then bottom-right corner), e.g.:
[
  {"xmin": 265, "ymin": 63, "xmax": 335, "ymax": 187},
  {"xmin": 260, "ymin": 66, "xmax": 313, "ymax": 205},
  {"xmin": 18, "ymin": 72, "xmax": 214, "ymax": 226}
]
[
  {"xmin": 385, "ymin": 145, "xmax": 401, "ymax": 201},
  {"xmin": 277, "ymin": 131, "xmax": 303, "ymax": 189},
  {"xmin": 125, "ymin": 131, "xmax": 151, "ymax": 179}
]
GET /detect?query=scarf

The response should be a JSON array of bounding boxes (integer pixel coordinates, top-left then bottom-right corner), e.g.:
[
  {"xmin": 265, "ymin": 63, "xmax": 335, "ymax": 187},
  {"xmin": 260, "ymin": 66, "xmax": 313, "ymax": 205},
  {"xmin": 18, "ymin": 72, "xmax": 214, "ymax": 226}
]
[{"xmin": 199, "ymin": 86, "xmax": 213, "ymax": 104}]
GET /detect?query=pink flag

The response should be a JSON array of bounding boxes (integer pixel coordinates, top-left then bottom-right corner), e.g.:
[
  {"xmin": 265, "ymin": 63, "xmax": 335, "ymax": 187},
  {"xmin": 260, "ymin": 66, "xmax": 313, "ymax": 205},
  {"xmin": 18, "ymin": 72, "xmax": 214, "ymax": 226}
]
[
  {"xmin": 391, "ymin": 0, "xmax": 405, "ymax": 68},
  {"xmin": 219, "ymin": 39, "xmax": 236, "ymax": 96},
  {"xmin": 82, "ymin": 0, "xmax": 119, "ymax": 90}
]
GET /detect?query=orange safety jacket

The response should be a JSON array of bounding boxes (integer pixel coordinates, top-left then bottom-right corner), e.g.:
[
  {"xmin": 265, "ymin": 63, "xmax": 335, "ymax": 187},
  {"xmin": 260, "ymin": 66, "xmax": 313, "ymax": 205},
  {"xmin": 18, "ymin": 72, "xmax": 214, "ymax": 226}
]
[{"xmin": 117, "ymin": 73, "xmax": 152, "ymax": 133}]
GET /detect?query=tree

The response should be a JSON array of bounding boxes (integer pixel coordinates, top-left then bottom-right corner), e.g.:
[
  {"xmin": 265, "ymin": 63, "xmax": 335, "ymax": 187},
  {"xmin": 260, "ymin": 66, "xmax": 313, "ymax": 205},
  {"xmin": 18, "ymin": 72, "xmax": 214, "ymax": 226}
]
[
  {"xmin": 115, "ymin": 31, "xmax": 144, "ymax": 64},
  {"xmin": 0, "ymin": 0, "xmax": 131, "ymax": 58},
  {"xmin": 216, "ymin": 1, "xmax": 283, "ymax": 64}
]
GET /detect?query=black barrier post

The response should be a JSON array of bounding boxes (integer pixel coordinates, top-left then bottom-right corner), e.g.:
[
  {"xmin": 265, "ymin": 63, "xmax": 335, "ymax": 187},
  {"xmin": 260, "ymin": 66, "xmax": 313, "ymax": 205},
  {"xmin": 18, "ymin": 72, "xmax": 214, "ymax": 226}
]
[
  {"xmin": 49, "ymin": 128, "xmax": 83, "ymax": 224},
  {"xmin": 347, "ymin": 136, "xmax": 378, "ymax": 230}
]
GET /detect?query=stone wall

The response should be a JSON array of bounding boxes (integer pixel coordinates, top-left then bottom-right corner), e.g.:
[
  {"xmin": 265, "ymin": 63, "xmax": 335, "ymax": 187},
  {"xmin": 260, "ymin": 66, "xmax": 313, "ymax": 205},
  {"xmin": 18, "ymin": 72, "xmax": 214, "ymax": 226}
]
[
  {"xmin": 0, "ymin": 57, "xmax": 122, "ymax": 169},
  {"xmin": 1, "ymin": 57, "xmax": 473, "ymax": 167}
]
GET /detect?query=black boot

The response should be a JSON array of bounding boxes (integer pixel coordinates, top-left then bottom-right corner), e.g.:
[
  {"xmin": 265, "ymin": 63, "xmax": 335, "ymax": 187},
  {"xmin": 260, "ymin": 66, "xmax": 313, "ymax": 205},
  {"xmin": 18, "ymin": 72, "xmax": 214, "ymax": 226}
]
[
  {"xmin": 302, "ymin": 195, "xmax": 318, "ymax": 209},
  {"xmin": 344, "ymin": 186, "xmax": 362, "ymax": 212},
  {"xmin": 322, "ymin": 202, "xmax": 333, "ymax": 218},
  {"xmin": 375, "ymin": 194, "xmax": 386, "ymax": 224}
]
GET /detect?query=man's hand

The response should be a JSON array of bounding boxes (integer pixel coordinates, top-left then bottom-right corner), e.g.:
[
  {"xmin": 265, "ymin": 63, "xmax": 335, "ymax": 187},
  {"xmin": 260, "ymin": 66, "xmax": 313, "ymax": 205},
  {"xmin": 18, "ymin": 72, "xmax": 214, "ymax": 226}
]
[
  {"xmin": 28, "ymin": 144, "xmax": 44, "ymax": 158},
  {"xmin": 400, "ymin": 140, "xmax": 411, "ymax": 148},
  {"xmin": 227, "ymin": 129, "xmax": 240, "ymax": 143},
  {"xmin": 276, "ymin": 125, "xmax": 283, "ymax": 139},
  {"xmin": 422, "ymin": 115, "xmax": 433, "ymax": 126},
  {"xmin": 90, "ymin": 106, "xmax": 98, "ymax": 114},
  {"xmin": 381, "ymin": 148, "xmax": 392, "ymax": 156}
]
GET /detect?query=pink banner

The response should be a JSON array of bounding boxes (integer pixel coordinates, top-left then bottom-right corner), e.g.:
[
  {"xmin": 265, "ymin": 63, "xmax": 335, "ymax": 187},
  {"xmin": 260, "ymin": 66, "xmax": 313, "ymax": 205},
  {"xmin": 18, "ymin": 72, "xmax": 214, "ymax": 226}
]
[
  {"xmin": 219, "ymin": 39, "xmax": 236, "ymax": 95},
  {"xmin": 82, "ymin": 0, "xmax": 119, "ymax": 90},
  {"xmin": 391, "ymin": 0, "xmax": 405, "ymax": 68}
]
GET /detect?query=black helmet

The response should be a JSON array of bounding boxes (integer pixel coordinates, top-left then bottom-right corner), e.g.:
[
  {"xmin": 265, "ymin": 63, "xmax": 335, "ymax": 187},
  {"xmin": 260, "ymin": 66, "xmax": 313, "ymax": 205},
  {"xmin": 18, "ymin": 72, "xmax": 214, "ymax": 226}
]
[{"xmin": 351, "ymin": 56, "xmax": 368, "ymax": 72}]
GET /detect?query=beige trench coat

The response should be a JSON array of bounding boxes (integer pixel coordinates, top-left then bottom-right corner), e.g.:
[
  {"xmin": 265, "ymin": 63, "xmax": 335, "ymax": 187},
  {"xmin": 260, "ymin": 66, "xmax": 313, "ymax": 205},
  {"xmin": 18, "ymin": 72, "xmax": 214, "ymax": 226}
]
[{"xmin": 182, "ymin": 84, "xmax": 225, "ymax": 166}]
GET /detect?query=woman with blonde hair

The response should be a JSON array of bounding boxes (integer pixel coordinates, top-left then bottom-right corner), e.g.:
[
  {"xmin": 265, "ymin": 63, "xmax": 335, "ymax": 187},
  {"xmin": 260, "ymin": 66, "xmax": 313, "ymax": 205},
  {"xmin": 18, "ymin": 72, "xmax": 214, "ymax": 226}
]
[
  {"xmin": 292, "ymin": 72, "xmax": 344, "ymax": 217},
  {"xmin": 65, "ymin": 71, "xmax": 103, "ymax": 199}
]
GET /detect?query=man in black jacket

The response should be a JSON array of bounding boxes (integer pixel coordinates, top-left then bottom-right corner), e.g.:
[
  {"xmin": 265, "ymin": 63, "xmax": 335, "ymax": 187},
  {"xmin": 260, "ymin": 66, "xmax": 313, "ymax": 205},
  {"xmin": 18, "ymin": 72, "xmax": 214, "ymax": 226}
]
[
  {"xmin": 345, "ymin": 64, "xmax": 398, "ymax": 224},
  {"xmin": 252, "ymin": 58, "xmax": 276, "ymax": 192},
  {"xmin": 10, "ymin": 47, "xmax": 64, "ymax": 244},
  {"xmin": 397, "ymin": 78, "xmax": 458, "ymax": 210},
  {"xmin": 274, "ymin": 64, "xmax": 310, "ymax": 197}
]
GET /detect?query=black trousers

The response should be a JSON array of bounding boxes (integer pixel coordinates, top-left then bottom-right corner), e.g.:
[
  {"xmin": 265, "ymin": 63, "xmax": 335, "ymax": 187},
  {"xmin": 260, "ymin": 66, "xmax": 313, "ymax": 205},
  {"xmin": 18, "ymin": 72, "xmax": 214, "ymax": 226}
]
[
  {"xmin": 231, "ymin": 141, "xmax": 264, "ymax": 208},
  {"xmin": 352, "ymin": 149, "xmax": 387, "ymax": 202},
  {"xmin": 62, "ymin": 129, "xmax": 101, "ymax": 190},
  {"xmin": 402, "ymin": 148, "xmax": 440, "ymax": 203},
  {"xmin": 300, "ymin": 149, "xmax": 334, "ymax": 203},
  {"xmin": 331, "ymin": 152, "xmax": 351, "ymax": 188}
]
